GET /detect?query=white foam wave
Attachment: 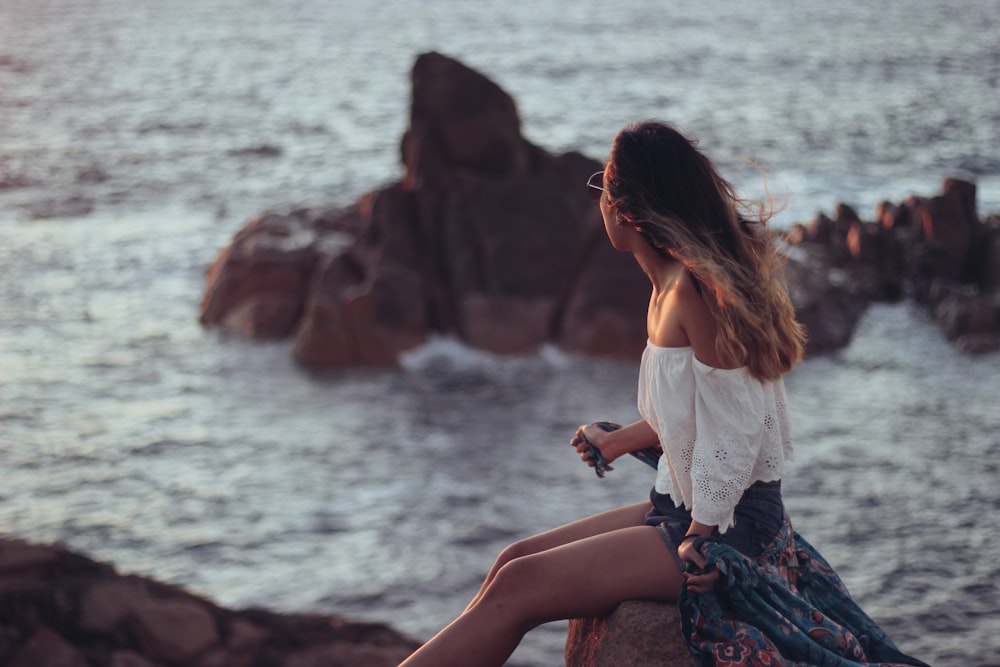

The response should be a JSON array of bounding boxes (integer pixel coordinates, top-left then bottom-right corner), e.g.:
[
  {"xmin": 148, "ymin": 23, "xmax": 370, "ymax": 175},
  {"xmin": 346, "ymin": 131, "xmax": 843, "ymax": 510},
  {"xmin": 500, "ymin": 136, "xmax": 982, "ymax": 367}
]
[{"xmin": 398, "ymin": 335, "xmax": 575, "ymax": 373}]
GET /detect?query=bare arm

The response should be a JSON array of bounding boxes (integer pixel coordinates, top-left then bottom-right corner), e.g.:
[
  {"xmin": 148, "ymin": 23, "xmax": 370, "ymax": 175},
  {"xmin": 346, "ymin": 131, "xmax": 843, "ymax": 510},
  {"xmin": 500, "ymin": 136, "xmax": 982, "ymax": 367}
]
[{"xmin": 571, "ymin": 419, "xmax": 659, "ymax": 464}]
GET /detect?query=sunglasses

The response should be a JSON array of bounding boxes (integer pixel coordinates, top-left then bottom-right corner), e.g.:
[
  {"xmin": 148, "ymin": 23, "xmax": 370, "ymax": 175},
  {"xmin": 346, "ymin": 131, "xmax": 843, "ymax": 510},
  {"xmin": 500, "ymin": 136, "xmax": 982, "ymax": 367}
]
[{"xmin": 587, "ymin": 171, "xmax": 608, "ymax": 201}]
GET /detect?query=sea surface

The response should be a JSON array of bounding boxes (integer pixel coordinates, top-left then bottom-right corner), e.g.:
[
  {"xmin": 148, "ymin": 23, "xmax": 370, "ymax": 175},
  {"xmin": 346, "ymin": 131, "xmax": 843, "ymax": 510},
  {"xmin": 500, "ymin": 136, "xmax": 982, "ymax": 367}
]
[{"xmin": 2, "ymin": 1, "xmax": 999, "ymax": 665}]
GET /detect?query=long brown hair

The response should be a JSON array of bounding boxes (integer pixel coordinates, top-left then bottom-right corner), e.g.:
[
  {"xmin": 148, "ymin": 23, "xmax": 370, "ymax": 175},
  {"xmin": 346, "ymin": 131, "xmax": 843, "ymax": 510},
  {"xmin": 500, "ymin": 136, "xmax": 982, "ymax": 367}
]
[{"xmin": 606, "ymin": 120, "xmax": 805, "ymax": 381}]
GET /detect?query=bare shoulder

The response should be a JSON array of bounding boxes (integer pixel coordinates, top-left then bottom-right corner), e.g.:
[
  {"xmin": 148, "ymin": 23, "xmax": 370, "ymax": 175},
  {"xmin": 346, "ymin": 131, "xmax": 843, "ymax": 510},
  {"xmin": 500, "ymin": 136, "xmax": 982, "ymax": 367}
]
[{"xmin": 676, "ymin": 270, "xmax": 735, "ymax": 369}]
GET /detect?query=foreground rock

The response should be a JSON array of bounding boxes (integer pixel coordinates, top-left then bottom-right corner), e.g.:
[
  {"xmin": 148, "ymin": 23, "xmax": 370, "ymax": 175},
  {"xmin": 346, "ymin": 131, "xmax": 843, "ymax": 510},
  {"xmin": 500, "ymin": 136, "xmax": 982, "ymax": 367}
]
[
  {"xmin": 200, "ymin": 52, "xmax": 999, "ymax": 365},
  {"xmin": 0, "ymin": 537, "xmax": 420, "ymax": 667},
  {"xmin": 566, "ymin": 600, "xmax": 695, "ymax": 666}
]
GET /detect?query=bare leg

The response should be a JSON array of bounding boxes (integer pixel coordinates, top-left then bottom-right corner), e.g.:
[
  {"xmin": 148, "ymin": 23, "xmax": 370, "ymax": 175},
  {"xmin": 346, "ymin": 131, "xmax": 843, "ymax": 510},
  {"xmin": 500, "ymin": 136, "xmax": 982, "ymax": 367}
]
[
  {"xmin": 398, "ymin": 521, "xmax": 683, "ymax": 667},
  {"xmin": 465, "ymin": 501, "xmax": 651, "ymax": 612}
]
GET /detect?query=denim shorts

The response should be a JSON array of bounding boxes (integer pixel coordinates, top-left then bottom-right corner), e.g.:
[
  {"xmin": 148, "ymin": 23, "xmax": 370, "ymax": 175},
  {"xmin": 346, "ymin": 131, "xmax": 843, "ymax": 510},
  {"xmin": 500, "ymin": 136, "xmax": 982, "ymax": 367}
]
[{"xmin": 644, "ymin": 480, "xmax": 784, "ymax": 570}]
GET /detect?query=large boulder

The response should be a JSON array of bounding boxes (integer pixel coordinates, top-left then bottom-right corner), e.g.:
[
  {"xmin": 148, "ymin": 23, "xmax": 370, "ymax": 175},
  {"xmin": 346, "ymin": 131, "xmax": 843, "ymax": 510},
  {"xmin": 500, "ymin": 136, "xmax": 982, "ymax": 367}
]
[{"xmin": 200, "ymin": 52, "xmax": 648, "ymax": 366}]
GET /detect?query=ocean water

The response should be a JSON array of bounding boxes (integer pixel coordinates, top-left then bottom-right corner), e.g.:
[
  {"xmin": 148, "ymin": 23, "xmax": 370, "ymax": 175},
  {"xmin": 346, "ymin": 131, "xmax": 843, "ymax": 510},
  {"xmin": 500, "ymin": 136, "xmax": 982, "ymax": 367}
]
[{"xmin": 1, "ymin": 1, "xmax": 999, "ymax": 665}]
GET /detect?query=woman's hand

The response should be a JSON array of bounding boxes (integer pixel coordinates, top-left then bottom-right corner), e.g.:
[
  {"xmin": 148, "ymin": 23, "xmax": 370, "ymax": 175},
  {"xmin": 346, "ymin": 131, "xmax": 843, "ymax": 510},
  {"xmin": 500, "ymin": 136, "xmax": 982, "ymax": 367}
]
[
  {"xmin": 571, "ymin": 423, "xmax": 612, "ymax": 468},
  {"xmin": 678, "ymin": 536, "xmax": 720, "ymax": 594}
]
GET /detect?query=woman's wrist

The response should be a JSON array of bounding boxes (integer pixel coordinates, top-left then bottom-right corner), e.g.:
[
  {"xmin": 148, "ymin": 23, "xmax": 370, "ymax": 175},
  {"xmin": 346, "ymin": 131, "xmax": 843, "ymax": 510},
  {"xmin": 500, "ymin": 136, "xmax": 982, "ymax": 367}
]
[
  {"xmin": 684, "ymin": 521, "xmax": 715, "ymax": 541},
  {"xmin": 594, "ymin": 420, "xmax": 658, "ymax": 460},
  {"xmin": 584, "ymin": 424, "xmax": 617, "ymax": 461}
]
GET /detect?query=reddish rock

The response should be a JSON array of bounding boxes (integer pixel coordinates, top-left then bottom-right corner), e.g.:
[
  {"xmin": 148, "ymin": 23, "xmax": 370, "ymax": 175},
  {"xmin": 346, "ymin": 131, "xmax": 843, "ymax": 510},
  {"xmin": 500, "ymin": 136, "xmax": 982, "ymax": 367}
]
[
  {"xmin": 802, "ymin": 211, "xmax": 853, "ymax": 266},
  {"xmin": 403, "ymin": 51, "xmax": 535, "ymax": 183},
  {"xmin": 558, "ymin": 233, "xmax": 650, "ymax": 359},
  {"xmin": 459, "ymin": 293, "xmax": 555, "ymax": 355},
  {"xmin": 201, "ymin": 52, "xmax": 637, "ymax": 366},
  {"xmin": 566, "ymin": 600, "xmax": 695, "ymax": 666},
  {"xmin": 909, "ymin": 178, "xmax": 981, "ymax": 282},
  {"xmin": 199, "ymin": 212, "xmax": 321, "ymax": 339}
]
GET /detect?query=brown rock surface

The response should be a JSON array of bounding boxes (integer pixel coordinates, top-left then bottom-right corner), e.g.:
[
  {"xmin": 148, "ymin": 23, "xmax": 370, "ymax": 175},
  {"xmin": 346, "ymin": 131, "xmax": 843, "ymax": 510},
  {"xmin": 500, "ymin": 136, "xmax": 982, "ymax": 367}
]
[
  {"xmin": 565, "ymin": 600, "xmax": 696, "ymax": 666},
  {"xmin": 199, "ymin": 52, "xmax": 646, "ymax": 367},
  {"xmin": 0, "ymin": 537, "xmax": 420, "ymax": 667}
]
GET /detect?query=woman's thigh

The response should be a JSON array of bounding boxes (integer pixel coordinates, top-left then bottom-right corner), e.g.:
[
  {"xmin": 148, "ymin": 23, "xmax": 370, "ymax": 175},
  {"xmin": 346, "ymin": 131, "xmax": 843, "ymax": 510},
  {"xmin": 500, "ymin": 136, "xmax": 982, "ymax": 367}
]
[
  {"xmin": 484, "ymin": 525, "xmax": 684, "ymax": 627},
  {"xmin": 510, "ymin": 501, "xmax": 652, "ymax": 558}
]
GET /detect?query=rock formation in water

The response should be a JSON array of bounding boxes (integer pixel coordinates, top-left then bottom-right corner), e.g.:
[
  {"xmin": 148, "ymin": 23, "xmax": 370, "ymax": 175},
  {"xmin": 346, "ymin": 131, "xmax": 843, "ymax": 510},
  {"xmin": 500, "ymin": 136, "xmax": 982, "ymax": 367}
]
[
  {"xmin": 784, "ymin": 178, "xmax": 1000, "ymax": 354},
  {"xmin": 0, "ymin": 537, "xmax": 420, "ymax": 667},
  {"xmin": 200, "ymin": 51, "xmax": 647, "ymax": 366},
  {"xmin": 199, "ymin": 52, "xmax": 1000, "ymax": 365}
]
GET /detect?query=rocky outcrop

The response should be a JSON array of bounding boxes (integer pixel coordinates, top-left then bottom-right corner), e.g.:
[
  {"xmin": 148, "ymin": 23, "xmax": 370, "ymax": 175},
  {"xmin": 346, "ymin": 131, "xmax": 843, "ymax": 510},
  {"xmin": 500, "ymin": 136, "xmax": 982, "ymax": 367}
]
[
  {"xmin": 0, "ymin": 537, "xmax": 420, "ymax": 667},
  {"xmin": 565, "ymin": 600, "xmax": 695, "ymax": 666},
  {"xmin": 200, "ymin": 52, "xmax": 999, "ymax": 366},
  {"xmin": 785, "ymin": 178, "xmax": 1000, "ymax": 354},
  {"xmin": 200, "ymin": 52, "xmax": 648, "ymax": 367}
]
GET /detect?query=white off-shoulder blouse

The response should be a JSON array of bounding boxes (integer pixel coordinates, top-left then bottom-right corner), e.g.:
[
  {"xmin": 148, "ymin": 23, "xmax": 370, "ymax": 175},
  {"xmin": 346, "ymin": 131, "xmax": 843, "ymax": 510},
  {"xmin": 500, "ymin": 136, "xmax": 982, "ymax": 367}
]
[{"xmin": 637, "ymin": 341, "xmax": 792, "ymax": 533}]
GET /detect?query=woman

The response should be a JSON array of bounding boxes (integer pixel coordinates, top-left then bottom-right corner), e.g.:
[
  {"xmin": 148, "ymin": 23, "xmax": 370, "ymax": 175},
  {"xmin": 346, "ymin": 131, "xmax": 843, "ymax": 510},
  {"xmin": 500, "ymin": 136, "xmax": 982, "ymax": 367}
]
[{"xmin": 400, "ymin": 121, "xmax": 926, "ymax": 667}]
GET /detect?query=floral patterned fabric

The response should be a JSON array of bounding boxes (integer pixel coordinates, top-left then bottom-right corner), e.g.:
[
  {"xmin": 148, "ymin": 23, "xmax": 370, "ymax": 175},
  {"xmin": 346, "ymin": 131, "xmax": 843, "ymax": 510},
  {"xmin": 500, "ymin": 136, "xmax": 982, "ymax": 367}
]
[{"xmin": 678, "ymin": 515, "xmax": 929, "ymax": 667}]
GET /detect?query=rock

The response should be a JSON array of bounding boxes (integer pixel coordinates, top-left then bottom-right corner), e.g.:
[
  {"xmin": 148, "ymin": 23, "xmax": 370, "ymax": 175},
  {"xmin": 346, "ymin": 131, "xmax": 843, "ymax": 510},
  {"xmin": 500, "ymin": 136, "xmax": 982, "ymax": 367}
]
[
  {"xmin": 931, "ymin": 285, "xmax": 998, "ymax": 341},
  {"xmin": 201, "ymin": 52, "xmax": 1000, "ymax": 364},
  {"xmin": 565, "ymin": 600, "xmax": 695, "ymax": 666},
  {"xmin": 8, "ymin": 627, "xmax": 86, "ymax": 667},
  {"xmin": 0, "ymin": 537, "xmax": 420, "ymax": 667},
  {"xmin": 979, "ymin": 228, "xmax": 1000, "ymax": 292},
  {"xmin": 109, "ymin": 651, "xmax": 158, "ymax": 667},
  {"xmin": 908, "ymin": 178, "xmax": 981, "ymax": 282},
  {"xmin": 129, "ymin": 598, "xmax": 219, "ymax": 664},
  {"xmin": 782, "ymin": 249, "xmax": 869, "ymax": 355},
  {"xmin": 199, "ymin": 212, "xmax": 322, "ymax": 339},
  {"xmin": 785, "ymin": 177, "xmax": 1000, "ymax": 355},
  {"xmin": 0, "ymin": 538, "xmax": 61, "ymax": 586},
  {"xmin": 558, "ymin": 232, "xmax": 651, "ymax": 359},
  {"xmin": 955, "ymin": 332, "xmax": 1000, "ymax": 355},
  {"xmin": 79, "ymin": 579, "xmax": 154, "ymax": 634},
  {"xmin": 403, "ymin": 51, "xmax": 536, "ymax": 182},
  {"xmin": 292, "ymin": 185, "xmax": 432, "ymax": 366},
  {"xmin": 201, "ymin": 52, "xmax": 645, "ymax": 366}
]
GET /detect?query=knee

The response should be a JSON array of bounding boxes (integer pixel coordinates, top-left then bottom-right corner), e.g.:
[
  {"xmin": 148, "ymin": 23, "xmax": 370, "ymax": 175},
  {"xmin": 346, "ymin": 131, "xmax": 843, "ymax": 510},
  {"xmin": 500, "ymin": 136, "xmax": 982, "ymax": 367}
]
[
  {"xmin": 494, "ymin": 538, "xmax": 532, "ymax": 570},
  {"xmin": 475, "ymin": 556, "xmax": 545, "ymax": 629}
]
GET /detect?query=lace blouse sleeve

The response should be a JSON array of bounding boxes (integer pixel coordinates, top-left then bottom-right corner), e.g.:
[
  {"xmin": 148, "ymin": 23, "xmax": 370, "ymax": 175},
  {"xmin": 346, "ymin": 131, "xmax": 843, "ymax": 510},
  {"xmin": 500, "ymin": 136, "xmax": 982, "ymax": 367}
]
[{"xmin": 689, "ymin": 360, "xmax": 767, "ymax": 532}]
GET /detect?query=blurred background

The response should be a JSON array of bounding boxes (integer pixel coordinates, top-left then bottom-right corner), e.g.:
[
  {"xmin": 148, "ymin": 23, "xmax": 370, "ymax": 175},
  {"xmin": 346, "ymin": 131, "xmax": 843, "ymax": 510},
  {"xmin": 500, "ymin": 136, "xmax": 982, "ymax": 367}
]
[{"xmin": 2, "ymin": 1, "xmax": 998, "ymax": 665}]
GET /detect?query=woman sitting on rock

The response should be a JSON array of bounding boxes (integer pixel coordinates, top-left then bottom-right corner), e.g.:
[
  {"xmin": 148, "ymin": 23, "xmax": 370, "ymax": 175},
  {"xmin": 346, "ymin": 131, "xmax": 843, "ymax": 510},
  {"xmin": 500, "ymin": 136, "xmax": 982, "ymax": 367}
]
[{"xmin": 399, "ymin": 121, "xmax": 927, "ymax": 667}]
